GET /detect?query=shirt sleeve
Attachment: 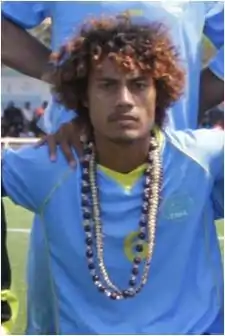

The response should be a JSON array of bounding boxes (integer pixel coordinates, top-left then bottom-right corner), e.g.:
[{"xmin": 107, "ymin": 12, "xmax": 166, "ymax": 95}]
[
  {"xmin": 37, "ymin": 95, "xmax": 76, "ymax": 134},
  {"xmin": 2, "ymin": 146, "xmax": 54, "ymax": 213},
  {"xmin": 196, "ymin": 129, "xmax": 224, "ymax": 182},
  {"xmin": 204, "ymin": 2, "xmax": 224, "ymax": 80},
  {"xmin": 2, "ymin": 1, "xmax": 49, "ymax": 29}
]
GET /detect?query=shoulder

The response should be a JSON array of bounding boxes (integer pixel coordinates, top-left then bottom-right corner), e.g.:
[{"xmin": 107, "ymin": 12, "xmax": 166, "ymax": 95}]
[
  {"xmin": 2, "ymin": 144, "xmax": 80, "ymax": 212},
  {"xmin": 3, "ymin": 144, "xmax": 78, "ymax": 188},
  {"xmin": 164, "ymin": 128, "xmax": 224, "ymax": 174}
]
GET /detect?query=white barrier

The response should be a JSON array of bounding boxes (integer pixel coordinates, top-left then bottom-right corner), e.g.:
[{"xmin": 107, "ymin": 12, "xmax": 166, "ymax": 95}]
[{"xmin": 1, "ymin": 137, "xmax": 39, "ymax": 144}]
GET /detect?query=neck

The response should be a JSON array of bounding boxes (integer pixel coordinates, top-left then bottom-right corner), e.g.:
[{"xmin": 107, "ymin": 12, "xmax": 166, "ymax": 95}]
[{"xmin": 94, "ymin": 134, "xmax": 150, "ymax": 173}]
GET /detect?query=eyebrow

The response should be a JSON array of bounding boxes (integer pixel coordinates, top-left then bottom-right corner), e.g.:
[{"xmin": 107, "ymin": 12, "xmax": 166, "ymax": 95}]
[
  {"xmin": 96, "ymin": 77, "xmax": 118, "ymax": 82},
  {"xmin": 96, "ymin": 76, "xmax": 149, "ymax": 82}
]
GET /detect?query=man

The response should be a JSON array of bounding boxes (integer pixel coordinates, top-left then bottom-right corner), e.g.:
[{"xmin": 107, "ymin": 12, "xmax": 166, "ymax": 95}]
[
  {"xmin": 2, "ymin": 17, "xmax": 224, "ymax": 334},
  {"xmin": 2, "ymin": 2, "xmax": 224, "ymax": 333},
  {"xmin": 3, "ymin": 101, "xmax": 24, "ymax": 136},
  {"xmin": 21, "ymin": 102, "xmax": 33, "ymax": 128}
]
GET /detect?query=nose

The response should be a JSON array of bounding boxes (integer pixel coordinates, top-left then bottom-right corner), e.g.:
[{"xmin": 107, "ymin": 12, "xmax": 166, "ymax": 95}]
[{"xmin": 115, "ymin": 85, "xmax": 134, "ymax": 111}]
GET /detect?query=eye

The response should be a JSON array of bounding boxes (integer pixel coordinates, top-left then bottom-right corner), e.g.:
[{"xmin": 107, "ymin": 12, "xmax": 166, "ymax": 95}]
[
  {"xmin": 133, "ymin": 81, "xmax": 148, "ymax": 90},
  {"xmin": 99, "ymin": 81, "xmax": 117, "ymax": 89}
]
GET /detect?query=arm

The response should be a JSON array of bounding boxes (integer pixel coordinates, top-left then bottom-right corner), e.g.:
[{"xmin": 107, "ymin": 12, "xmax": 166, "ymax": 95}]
[
  {"xmin": 198, "ymin": 3, "xmax": 224, "ymax": 121},
  {"xmin": 2, "ymin": 146, "xmax": 50, "ymax": 213},
  {"xmin": 2, "ymin": 16, "xmax": 51, "ymax": 81},
  {"xmin": 2, "ymin": 2, "xmax": 76, "ymax": 134}
]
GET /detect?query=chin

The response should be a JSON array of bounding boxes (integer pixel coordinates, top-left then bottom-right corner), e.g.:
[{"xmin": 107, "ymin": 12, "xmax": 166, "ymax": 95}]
[{"xmin": 109, "ymin": 130, "xmax": 143, "ymax": 144}]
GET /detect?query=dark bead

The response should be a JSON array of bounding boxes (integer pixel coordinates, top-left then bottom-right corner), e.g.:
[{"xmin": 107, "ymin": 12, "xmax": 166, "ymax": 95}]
[
  {"xmin": 82, "ymin": 158, "xmax": 90, "ymax": 168},
  {"xmin": 98, "ymin": 284, "xmax": 105, "ymax": 292},
  {"xmin": 83, "ymin": 210, "xmax": 91, "ymax": 220},
  {"xmin": 86, "ymin": 249, "xmax": 93, "ymax": 258},
  {"xmin": 92, "ymin": 275, "xmax": 99, "ymax": 282},
  {"xmin": 123, "ymin": 289, "xmax": 135, "ymax": 298},
  {"xmin": 132, "ymin": 266, "xmax": 139, "ymax": 275},
  {"xmin": 122, "ymin": 290, "xmax": 130, "ymax": 298},
  {"xmin": 136, "ymin": 244, "xmax": 143, "ymax": 252},
  {"xmin": 83, "ymin": 167, "xmax": 89, "ymax": 175},
  {"xmin": 84, "ymin": 224, "xmax": 91, "ymax": 232},
  {"xmin": 144, "ymin": 167, "xmax": 151, "ymax": 176},
  {"xmin": 138, "ymin": 232, "xmax": 146, "ymax": 240},
  {"xmin": 85, "ymin": 144, "xmax": 93, "ymax": 153},
  {"xmin": 82, "ymin": 174, "xmax": 89, "ymax": 183},
  {"xmin": 142, "ymin": 202, "xmax": 148, "ymax": 214},
  {"xmin": 82, "ymin": 168, "xmax": 89, "ymax": 177},
  {"xmin": 82, "ymin": 198, "xmax": 89, "ymax": 207},
  {"xmin": 150, "ymin": 143, "xmax": 157, "ymax": 150},
  {"xmin": 133, "ymin": 256, "xmax": 142, "ymax": 264},
  {"xmin": 81, "ymin": 181, "xmax": 90, "ymax": 194},
  {"xmin": 140, "ymin": 217, "xmax": 147, "ymax": 227},
  {"xmin": 148, "ymin": 154, "xmax": 154, "ymax": 162},
  {"xmin": 110, "ymin": 292, "xmax": 117, "ymax": 300},
  {"xmin": 82, "ymin": 185, "xmax": 90, "ymax": 193},
  {"xmin": 143, "ymin": 189, "xmax": 150, "ymax": 202},
  {"xmin": 129, "ymin": 279, "xmax": 136, "ymax": 286},
  {"xmin": 88, "ymin": 263, "xmax": 95, "ymax": 270},
  {"xmin": 85, "ymin": 237, "xmax": 93, "ymax": 245}
]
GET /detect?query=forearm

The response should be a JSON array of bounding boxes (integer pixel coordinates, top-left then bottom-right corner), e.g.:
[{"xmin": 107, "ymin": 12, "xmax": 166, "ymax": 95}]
[
  {"xmin": 2, "ymin": 16, "xmax": 51, "ymax": 81},
  {"xmin": 198, "ymin": 67, "xmax": 224, "ymax": 122}
]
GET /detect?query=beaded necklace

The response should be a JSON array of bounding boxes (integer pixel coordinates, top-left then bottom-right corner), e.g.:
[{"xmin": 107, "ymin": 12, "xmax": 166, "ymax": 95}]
[{"xmin": 81, "ymin": 132, "xmax": 162, "ymax": 300}]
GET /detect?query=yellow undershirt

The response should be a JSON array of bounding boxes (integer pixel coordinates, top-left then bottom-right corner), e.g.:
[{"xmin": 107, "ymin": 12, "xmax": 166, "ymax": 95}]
[{"xmin": 98, "ymin": 128, "xmax": 164, "ymax": 192}]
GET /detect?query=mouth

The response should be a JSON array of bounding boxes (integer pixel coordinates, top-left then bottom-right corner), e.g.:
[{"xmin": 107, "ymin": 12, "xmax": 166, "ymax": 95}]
[{"xmin": 110, "ymin": 114, "xmax": 138, "ymax": 124}]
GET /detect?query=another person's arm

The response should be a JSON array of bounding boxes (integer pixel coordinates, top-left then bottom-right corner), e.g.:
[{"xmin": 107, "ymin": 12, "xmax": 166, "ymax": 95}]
[
  {"xmin": 2, "ymin": 16, "xmax": 51, "ymax": 81},
  {"xmin": 1, "ymin": 2, "xmax": 77, "ymax": 136},
  {"xmin": 199, "ymin": 3, "xmax": 224, "ymax": 122},
  {"xmin": 2, "ymin": 1, "xmax": 51, "ymax": 80}
]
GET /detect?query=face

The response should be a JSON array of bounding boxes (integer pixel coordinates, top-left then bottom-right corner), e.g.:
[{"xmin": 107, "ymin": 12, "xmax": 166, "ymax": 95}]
[{"xmin": 86, "ymin": 57, "xmax": 156, "ymax": 144}]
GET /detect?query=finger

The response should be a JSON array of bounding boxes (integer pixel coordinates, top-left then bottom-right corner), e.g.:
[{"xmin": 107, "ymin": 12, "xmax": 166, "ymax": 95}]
[
  {"xmin": 60, "ymin": 139, "xmax": 76, "ymax": 168},
  {"xmin": 47, "ymin": 135, "xmax": 57, "ymax": 161}
]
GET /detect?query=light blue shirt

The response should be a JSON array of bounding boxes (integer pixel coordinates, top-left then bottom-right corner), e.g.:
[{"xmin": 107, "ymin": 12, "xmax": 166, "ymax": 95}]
[
  {"xmin": 2, "ymin": 1, "xmax": 224, "ymax": 132},
  {"xmin": 2, "ymin": 2, "xmax": 224, "ymax": 333},
  {"xmin": 2, "ymin": 129, "xmax": 224, "ymax": 334}
]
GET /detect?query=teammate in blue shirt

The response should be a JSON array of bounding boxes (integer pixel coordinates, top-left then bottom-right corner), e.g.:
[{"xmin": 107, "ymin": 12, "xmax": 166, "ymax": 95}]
[
  {"xmin": 2, "ymin": 17, "xmax": 223, "ymax": 335},
  {"xmin": 2, "ymin": 1, "xmax": 224, "ymax": 134}
]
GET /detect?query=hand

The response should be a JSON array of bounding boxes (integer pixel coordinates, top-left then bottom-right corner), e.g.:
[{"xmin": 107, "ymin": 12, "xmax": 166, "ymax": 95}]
[
  {"xmin": 36, "ymin": 120, "xmax": 84, "ymax": 167},
  {"xmin": 198, "ymin": 68, "xmax": 224, "ymax": 124}
]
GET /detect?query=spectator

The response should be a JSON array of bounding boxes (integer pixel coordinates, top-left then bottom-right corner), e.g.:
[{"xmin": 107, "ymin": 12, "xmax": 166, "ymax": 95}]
[
  {"xmin": 21, "ymin": 101, "xmax": 34, "ymax": 127},
  {"xmin": 3, "ymin": 101, "xmax": 24, "ymax": 130},
  {"xmin": 34, "ymin": 101, "xmax": 48, "ymax": 119}
]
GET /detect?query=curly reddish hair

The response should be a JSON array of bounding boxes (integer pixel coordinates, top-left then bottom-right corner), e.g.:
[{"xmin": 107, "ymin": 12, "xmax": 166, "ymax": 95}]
[{"xmin": 51, "ymin": 16, "xmax": 185, "ymax": 128}]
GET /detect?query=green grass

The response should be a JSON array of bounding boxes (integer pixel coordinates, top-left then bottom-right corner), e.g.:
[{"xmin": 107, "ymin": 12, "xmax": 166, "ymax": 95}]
[{"xmin": 4, "ymin": 198, "xmax": 224, "ymax": 335}]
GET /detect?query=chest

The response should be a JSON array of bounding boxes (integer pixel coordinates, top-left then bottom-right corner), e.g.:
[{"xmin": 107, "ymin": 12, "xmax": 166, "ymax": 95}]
[{"xmin": 42, "ymin": 156, "xmax": 211, "ymax": 284}]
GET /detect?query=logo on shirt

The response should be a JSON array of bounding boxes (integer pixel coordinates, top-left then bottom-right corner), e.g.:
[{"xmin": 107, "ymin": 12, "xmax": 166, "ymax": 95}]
[{"xmin": 162, "ymin": 193, "xmax": 194, "ymax": 221}]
